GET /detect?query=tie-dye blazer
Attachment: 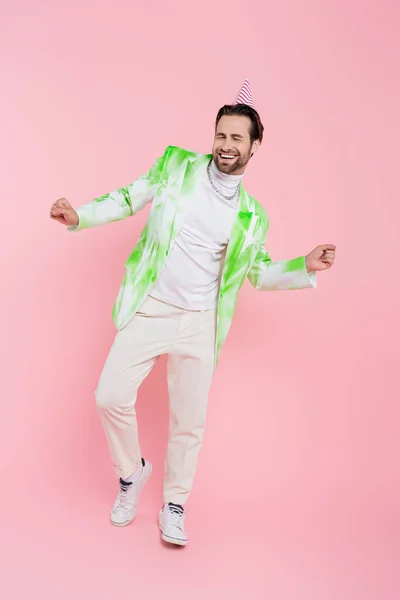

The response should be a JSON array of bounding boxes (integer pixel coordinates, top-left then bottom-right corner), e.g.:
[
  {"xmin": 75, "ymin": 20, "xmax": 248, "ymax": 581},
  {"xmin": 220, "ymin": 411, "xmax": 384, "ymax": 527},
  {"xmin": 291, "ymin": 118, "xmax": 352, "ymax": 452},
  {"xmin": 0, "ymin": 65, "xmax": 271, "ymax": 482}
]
[{"xmin": 71, "ymin": 145, "xmax": 317, "ymax": 363}]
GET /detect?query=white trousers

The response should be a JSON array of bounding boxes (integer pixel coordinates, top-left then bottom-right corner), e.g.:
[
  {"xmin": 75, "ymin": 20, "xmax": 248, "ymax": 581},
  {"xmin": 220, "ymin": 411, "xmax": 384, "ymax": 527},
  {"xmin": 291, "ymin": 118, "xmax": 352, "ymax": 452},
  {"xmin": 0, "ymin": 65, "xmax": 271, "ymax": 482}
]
[{"xmin": 95, "ymin": 295, "xmax": 216, "ymax": 505}]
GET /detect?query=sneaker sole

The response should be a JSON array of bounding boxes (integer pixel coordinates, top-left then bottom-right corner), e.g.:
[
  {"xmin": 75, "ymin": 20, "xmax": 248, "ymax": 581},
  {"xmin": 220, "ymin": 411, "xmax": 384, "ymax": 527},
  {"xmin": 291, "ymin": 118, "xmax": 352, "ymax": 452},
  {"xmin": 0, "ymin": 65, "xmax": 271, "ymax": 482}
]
[
  {"xmin": 110, "ymin": 463, "xmax": 152, "ymax": 527},
  {"xmin": 110, "ymin": 518, "xmax": 133, "ymax": 527},
  {"xmin": 160, "ymin": 530, "xmax": 188, "ymax": 547}
]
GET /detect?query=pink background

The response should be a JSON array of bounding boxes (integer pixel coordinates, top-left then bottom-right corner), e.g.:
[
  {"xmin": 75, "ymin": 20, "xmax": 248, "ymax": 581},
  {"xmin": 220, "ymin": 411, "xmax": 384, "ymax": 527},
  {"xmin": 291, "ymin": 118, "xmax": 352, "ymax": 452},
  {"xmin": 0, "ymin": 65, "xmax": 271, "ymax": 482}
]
[{"xmin": 1, "ymin": 1, "xmax": 399, "ymax": 598}]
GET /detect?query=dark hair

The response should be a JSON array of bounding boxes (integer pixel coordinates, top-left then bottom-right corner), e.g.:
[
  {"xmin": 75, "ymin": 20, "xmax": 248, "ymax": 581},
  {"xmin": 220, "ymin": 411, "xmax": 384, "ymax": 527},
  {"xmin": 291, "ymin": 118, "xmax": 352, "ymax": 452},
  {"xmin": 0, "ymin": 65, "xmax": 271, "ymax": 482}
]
[{"xmin": 215, "ymin": 104, "xmax": 264, "ymax": 144}]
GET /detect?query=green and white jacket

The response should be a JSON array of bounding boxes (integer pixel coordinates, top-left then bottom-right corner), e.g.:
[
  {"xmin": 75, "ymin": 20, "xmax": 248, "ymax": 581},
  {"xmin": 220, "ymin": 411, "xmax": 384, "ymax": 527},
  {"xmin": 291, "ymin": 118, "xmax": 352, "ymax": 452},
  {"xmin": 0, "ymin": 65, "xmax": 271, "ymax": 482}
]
[{"xmin": 72, "ymin": 145, "xmax": 316, "ymax": 364}]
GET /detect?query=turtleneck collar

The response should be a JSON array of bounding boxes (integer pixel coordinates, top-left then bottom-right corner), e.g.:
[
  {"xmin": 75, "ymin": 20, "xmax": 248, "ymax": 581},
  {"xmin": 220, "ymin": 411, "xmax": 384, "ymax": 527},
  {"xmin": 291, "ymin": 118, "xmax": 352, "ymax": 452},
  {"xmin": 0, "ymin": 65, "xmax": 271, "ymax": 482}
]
[{"xmin": 209, "ymin": 159, "xmax": 244, "ymax": 191}]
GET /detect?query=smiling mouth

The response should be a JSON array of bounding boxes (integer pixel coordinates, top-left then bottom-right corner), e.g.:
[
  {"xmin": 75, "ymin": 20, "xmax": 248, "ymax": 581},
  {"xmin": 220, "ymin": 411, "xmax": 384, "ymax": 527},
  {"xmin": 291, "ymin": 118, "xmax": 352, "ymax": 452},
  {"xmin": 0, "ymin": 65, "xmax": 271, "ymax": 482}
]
[{"xmin": 219, "ymin": 153, "xmax": 237, "ymax": 160}]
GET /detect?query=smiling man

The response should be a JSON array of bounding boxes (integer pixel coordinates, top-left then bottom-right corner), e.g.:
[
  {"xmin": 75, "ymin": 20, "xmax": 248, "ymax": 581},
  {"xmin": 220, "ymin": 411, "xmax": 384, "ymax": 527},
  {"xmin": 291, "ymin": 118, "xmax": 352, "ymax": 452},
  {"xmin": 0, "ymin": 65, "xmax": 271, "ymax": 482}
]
[
  {"xmin": 50, "ymin": 80, "xmax": 336, "ymax": 547},
  {"xmin": 213, "ymin": 110, "xmax": 260, "ymax": 176}
]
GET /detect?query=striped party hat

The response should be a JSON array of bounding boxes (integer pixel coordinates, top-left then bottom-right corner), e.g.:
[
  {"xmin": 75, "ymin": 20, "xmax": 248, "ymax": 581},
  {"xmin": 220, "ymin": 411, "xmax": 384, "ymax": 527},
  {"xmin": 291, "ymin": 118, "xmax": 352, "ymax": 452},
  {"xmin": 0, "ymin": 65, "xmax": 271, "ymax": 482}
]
[{"xmin": 234, "ymin": 79, "xmax": 256, "ymax": 109}]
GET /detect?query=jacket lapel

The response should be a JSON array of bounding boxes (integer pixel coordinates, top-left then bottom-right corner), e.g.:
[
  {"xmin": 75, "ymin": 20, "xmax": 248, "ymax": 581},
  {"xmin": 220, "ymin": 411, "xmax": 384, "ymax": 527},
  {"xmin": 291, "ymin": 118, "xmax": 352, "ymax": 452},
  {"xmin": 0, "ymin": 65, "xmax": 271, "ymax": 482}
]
[
  {"xmin": 220, "ymin": 185, "xmax": 254, "ymax": 286},
  {"xmin": 166, "ymin": 151, "xmax": 210, "ymax": 242}
]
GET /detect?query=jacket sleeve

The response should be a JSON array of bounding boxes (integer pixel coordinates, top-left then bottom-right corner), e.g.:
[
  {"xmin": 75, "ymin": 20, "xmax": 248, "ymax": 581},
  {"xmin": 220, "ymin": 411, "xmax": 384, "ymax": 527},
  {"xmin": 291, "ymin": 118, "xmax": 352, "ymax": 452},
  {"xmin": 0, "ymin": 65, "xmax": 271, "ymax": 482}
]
[
  {"xmin": 247, "ymin": 247, "xmax": 317, "ymax": 290},
  {"xmin": 68, "ymin": 148, "xmax": 169, "ymax": 232}
]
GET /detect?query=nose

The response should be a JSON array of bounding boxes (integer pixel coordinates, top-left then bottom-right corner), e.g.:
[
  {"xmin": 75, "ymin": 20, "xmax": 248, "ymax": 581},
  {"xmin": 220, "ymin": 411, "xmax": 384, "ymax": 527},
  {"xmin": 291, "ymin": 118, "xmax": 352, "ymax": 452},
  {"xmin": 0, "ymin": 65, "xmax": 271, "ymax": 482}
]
[{"xmin": 221, "ymin": 142, "xmax": 235, "ymax": 153}]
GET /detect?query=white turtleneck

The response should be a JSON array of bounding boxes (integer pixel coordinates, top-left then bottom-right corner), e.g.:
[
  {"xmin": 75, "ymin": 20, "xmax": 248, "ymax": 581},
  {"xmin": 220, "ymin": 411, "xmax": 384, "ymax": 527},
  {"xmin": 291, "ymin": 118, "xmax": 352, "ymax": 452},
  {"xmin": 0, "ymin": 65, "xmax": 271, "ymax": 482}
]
[{"xmin": 150, "ymin": 160, "xmax": 243, "ymax": 310}]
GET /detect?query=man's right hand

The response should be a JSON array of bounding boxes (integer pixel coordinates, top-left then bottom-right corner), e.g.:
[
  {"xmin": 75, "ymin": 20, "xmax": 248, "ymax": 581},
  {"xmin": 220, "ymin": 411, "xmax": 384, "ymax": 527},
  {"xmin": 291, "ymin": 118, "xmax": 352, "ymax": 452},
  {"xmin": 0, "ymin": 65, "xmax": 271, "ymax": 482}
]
[{"xmin": 50, "ymin": 198, "xmax": 79, "ymax": 227}]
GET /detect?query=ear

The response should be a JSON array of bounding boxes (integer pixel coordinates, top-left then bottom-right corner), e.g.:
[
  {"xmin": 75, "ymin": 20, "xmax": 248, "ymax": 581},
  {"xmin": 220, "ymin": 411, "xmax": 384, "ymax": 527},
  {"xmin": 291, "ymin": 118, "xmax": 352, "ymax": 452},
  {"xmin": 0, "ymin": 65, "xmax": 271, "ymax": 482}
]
[{"xmin": 250, "ymin": 139, "xmax": 261, "ymax": 158}]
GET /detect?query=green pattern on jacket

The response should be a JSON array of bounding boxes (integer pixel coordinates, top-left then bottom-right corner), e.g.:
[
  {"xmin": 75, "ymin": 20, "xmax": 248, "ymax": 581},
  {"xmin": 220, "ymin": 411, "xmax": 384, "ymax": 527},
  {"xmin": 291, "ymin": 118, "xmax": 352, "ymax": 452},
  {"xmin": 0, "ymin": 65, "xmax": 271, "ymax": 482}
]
[{"xmin": 71, "ymin": 146, "xmax": 316, "ymax": 363}]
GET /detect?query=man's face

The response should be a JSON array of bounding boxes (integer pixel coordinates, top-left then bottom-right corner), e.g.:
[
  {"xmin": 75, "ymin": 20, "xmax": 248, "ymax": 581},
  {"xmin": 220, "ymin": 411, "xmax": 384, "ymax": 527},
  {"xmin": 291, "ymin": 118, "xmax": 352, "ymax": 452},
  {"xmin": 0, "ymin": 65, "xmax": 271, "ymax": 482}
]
[{"xmin": 212, "ymin": 115, "xmax": 260, "ymax": 175}]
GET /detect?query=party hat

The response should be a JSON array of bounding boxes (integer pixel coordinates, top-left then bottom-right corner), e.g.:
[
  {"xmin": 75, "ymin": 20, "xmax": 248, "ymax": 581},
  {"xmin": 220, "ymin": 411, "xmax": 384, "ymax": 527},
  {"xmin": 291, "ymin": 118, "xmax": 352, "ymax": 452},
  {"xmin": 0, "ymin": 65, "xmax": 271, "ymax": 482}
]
[{"xmin": 234, "ymin": 79, "xmax": 256, "ymax": 109}]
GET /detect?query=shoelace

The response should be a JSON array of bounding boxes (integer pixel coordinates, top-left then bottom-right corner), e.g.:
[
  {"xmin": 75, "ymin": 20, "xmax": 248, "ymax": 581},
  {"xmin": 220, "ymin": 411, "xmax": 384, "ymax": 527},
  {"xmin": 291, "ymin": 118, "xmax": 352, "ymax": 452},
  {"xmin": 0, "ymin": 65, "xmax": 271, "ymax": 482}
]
[
  {"xmin": 116, "ymin": 481, "xmax": 132, "ymax": 509},
  {"xmin": 165, "ymin": 505, "xmax": 184, "ymax": 529},
  {"xmin": 168, "ymin": 505, "xmax": 184, "ymax": 516}
]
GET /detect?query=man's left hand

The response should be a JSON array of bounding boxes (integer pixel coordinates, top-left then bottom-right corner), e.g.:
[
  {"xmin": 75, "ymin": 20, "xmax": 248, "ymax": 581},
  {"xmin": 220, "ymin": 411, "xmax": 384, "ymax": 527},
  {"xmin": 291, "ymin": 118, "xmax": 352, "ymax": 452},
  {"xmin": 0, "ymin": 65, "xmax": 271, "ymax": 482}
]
[{"xmin": 305, "ymin": 244, "xmax": 336, "ymax": 272}]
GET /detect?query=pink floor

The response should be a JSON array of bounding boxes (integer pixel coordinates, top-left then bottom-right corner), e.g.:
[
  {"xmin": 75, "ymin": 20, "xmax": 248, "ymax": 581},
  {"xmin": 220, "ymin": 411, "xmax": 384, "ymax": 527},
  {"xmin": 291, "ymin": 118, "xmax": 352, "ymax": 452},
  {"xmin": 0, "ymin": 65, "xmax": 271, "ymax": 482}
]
[{"xmin": 1, "ymin": 459, "xmax": 397, "ymax": 599}]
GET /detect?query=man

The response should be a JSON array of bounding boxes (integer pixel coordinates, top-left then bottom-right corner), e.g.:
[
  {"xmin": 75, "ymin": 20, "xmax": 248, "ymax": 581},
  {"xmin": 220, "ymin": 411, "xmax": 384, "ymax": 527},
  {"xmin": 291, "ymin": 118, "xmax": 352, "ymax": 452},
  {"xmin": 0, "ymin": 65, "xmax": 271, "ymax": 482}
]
[{"xmin": 50, "ymin": 80, "xmax": 336, "ymax": 546}]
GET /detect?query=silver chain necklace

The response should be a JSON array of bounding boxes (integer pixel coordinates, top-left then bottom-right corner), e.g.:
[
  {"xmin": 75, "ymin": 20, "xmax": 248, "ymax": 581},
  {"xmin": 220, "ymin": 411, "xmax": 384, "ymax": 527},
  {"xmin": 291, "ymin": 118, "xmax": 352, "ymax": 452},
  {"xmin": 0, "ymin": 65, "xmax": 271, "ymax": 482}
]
[{"xmin": 207, "ymin": 160, "xmax": 240, "ymax": 202}]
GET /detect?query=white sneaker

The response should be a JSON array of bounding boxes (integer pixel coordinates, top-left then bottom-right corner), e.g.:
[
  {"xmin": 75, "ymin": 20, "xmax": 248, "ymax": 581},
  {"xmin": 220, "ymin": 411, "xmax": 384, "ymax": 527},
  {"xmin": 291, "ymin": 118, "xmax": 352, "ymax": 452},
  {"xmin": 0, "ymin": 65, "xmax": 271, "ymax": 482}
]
[
  {"xmin": 159, "ymin": 503, "xmax": 188, "ymax": 546},
  {"xmin": 110, "ymin": 460, "xmax": 152, "ymax": 527}
]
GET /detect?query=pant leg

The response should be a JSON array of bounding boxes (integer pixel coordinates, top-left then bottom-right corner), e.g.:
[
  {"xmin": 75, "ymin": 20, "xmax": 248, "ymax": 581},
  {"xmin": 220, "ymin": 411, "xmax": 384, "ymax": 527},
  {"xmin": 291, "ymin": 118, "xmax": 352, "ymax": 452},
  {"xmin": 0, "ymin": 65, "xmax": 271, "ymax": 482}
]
[
  {"xmin": 164, "ymin": 307, "xmax": 217, "ymax": 505},
  {"xmin": 95, "ymin": 295, "xmax": 178, "ymax": 480}
]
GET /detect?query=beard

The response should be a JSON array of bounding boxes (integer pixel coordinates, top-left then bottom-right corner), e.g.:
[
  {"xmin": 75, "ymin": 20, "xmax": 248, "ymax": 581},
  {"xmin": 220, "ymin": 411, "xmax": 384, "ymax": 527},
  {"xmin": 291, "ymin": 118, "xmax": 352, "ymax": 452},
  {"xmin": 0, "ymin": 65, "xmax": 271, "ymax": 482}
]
[{"xmin": 213, "ymin": 149, "xmax": 251, "ymax": 175}]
